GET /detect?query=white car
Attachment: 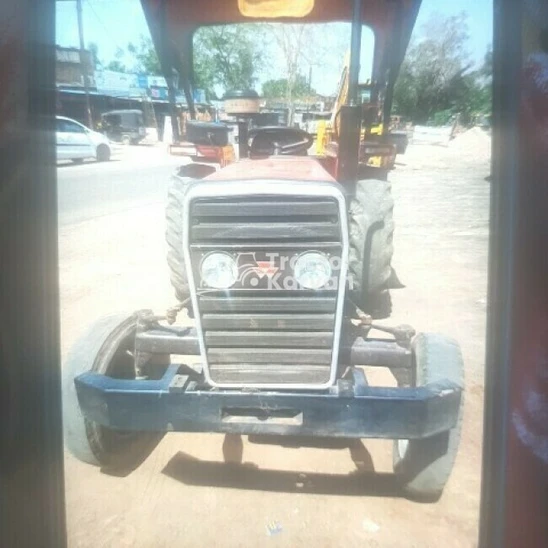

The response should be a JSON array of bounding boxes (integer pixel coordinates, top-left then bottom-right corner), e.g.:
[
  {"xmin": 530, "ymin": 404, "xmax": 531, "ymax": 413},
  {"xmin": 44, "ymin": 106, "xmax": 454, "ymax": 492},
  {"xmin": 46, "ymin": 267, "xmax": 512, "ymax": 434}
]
[{"xmin": 56, "ymin": 116, "xmax": 111, "ymax": 163}]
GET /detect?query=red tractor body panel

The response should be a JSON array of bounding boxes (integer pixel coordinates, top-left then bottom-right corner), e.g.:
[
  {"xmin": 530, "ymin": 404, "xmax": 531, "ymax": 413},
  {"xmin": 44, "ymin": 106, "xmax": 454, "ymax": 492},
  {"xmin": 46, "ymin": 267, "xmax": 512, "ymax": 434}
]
[{"xmin": 204, "ymin": 156, "xmax": 336, "ymax": 182}]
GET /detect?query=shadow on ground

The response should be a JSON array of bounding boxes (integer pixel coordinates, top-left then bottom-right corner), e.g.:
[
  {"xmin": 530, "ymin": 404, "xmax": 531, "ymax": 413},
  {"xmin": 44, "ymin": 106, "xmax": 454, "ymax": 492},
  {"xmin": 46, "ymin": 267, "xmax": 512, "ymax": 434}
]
[{"xmin": 162, "ymin": 435, "xmax": 404, "ymax": 498}]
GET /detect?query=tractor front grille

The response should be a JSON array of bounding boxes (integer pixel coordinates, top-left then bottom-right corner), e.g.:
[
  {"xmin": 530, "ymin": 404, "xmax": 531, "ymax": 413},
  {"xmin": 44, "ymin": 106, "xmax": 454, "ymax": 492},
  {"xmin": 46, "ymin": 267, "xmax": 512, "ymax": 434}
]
[{"xmin": 184, "ymin": 182, "xmax": 348, "ymax": 389}]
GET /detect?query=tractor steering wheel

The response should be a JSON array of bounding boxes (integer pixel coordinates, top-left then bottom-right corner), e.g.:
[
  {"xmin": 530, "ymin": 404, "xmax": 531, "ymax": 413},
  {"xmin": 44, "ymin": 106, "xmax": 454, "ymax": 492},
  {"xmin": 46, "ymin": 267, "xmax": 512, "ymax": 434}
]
[{"xmin": 248, "ymin": 126, "xmax": 314, "ymax": 157}]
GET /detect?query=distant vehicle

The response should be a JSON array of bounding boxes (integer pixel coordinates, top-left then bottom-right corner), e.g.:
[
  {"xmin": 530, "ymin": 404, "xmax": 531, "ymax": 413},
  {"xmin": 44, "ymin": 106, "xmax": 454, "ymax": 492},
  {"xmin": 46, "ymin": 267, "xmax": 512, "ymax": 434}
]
[
  {"xmin": 301, "ymin": 111, "xmax": 331, "ymax": 135},
  {"xmin": 56, "ymin": 116, "xmax": 111, "ymax": 163},
  {"xmin": 100, "ymin": 109, "xmax": 147, "ymax": 145}
]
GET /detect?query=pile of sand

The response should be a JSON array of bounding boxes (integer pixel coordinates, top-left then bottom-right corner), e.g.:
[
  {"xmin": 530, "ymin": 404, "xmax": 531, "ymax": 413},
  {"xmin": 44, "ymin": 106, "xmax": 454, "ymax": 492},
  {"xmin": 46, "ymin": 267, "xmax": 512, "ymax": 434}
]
[{"xmin": 448, "ymin": 127, "xmax": 491, "ymax": 163}]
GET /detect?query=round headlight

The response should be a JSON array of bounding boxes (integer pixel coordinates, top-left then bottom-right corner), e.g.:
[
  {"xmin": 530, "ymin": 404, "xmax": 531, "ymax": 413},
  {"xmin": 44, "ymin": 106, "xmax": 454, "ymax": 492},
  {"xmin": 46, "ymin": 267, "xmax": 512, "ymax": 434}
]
[
  {"xmin": 200, "ymin": 252, "xmax": 238, "ymax": 289},
  {"xmin": 294, "ymin": 252, "xmax": 332, "ymax": 290}
]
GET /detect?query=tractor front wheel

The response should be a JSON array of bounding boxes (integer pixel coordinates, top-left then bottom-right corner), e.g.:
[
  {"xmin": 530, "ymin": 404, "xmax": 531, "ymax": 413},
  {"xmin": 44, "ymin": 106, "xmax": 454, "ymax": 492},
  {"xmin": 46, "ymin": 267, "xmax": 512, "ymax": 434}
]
[
  {"xmin": 63, "ymin": 313, "xmax": 168, "ymax": 470},
  {"xmin": 393, "ymin": 333, "xmax": 465, "ymax": 501}
]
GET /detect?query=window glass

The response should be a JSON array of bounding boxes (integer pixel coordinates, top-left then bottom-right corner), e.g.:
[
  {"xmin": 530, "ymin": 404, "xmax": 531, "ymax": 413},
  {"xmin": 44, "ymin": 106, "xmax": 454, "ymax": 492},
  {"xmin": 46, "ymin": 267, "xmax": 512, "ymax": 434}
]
[
  {"xmin": 64, "ymin": 121, "xmax": 86, "ymax": 133},
  {"xmin": 193, "ymin": 22, "xmax": 375, "ymax": 120},
  {"xmin": 57, "ymin": 120, "xmax": 86, "ymax": 133}
]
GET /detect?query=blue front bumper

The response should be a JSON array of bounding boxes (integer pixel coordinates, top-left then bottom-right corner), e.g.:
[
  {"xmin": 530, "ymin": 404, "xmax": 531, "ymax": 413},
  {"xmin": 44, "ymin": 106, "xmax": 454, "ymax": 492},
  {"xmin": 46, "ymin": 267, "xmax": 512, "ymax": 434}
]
[{"xmin": 75, "ymin": 364, "xmax": 462, "ymax": 439}]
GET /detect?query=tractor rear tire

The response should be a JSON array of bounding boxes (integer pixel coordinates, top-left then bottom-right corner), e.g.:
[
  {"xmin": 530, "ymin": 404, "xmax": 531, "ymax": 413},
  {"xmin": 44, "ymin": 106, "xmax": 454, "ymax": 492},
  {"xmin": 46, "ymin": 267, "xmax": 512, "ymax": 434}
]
[
  {"xmin": 393, "ymin": 333, "xmax": 464, "ymax": 501},
  {"xmin": 348, "ymin": 179, "xmax": 395, "ymax": 318},
  {"xmin": 63, "ymin": 313, "xmax": 167, "ymax": 469},
  {"xmin": 165, "ymin": 175, "xmax": 193, "ymax": 304}
]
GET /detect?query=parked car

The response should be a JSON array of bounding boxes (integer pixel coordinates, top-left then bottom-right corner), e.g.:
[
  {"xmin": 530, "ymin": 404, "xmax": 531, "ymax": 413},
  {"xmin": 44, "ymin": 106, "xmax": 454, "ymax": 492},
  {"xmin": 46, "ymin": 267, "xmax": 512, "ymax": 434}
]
[
  {"xmin": 100, "ymin": 109, "xmax": 146, "ymax": 145},
  {"xmin": 56, "ymin": 116, "xmax": 111, "ymax": 163}
]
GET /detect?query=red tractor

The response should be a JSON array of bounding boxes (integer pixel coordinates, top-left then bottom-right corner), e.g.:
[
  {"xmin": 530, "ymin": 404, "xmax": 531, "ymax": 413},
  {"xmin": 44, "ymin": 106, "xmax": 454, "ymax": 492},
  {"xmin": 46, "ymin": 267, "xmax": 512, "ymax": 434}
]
[{"xmin": 63, "ymin": 0, "xmax": 463, "ymax": 502}]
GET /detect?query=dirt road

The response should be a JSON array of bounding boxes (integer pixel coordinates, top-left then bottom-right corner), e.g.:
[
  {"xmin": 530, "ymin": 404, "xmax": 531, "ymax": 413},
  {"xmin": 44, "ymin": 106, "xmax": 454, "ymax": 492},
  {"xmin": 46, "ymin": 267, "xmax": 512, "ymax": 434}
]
[{"xmin": 60, "ymin": 135, "xmax": 490, "ymax": 547}]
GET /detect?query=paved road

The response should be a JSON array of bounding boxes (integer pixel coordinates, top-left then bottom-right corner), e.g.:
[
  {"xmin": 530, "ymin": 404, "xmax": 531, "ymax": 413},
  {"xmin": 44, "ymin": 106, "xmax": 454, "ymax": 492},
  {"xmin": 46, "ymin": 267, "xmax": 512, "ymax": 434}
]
[{"xmin": 57, "ymin": 145, "xmax": 184, "ymax": 227}]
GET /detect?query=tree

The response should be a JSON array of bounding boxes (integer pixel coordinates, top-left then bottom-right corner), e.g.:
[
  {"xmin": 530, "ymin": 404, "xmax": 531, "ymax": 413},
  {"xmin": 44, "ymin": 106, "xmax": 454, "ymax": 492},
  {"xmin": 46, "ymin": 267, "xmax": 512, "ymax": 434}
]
[
  {"xmin": 193, "ymin": 25, "xmax": 262, "ymax": 99},
  {"xmin": 266, "ymin": 24, "xmax": 316, "ymax": 125},
  {"xmin": 104, "ymin": 47, "xmax": 128, "ymax": 73},
  {"xmin": 124, "ymin": 29, "xmax": 262, "ymax": 100},
  {"xmin": 105, "ymin": 60, "xmax": 127, "ymax": 73},
  {"xmin": 480, "ymin": 46, "xmax": 493, "ymax": 80},
  {"xmin": 262, "ymin": 74, "xmax": 314, "ymax": 99},
  {"xmin": 87, "ymin": 42, "xmax": 101, "ymax": 69},
  {"xmin": 127, "ymin": 36, "xmax": 162, "ymax": 75},
  {"xmin": 393, "ymin": 12, "xmax": 490, "ymax": 125}
]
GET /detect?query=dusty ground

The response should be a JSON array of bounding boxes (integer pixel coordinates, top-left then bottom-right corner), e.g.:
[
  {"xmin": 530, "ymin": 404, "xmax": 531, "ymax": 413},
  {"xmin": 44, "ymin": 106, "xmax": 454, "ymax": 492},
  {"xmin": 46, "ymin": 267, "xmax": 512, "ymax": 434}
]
[{"xmin": 59, "ymin": 133, "xmax": 490, "ymax": 547}]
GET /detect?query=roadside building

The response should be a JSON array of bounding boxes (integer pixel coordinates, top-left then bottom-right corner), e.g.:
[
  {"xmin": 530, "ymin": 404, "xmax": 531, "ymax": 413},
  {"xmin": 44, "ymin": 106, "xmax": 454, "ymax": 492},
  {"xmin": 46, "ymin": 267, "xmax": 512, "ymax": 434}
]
[{"xmin": 55, "ymin": 45, "xmax": 211, "ymax": 140}]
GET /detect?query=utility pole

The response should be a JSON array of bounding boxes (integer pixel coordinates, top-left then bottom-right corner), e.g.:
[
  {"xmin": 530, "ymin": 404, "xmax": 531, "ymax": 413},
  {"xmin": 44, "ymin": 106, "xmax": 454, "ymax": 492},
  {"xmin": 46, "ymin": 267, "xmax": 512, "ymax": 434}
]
[
  {"xmin": 307, "ymin": 65, "xmax": 312, "ymax": 113},
  {"xmin": 76, "ymin": 0, "xmax": 93, "ymax": 127}
]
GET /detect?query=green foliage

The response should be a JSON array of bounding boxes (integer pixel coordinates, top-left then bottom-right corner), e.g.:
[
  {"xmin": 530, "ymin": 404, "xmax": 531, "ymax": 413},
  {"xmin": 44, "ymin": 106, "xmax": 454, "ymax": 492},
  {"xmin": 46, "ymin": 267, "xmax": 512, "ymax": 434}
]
[
  {"xmin": 451, "ymin": 71, "xmax": 491, "ymax": 125},
  {"xmin": 127, "ymin": 36, "xmax": 162, "ymax": 75},
  {"xmin": 265, "ymin": 23, "xmax": 319, "ymax": 125},
  {"xmin": 105, "ymin": 60, "xmax": 127, "ymax": 73},
  {"xmin": 98, "ymin": 27, "xmax": 262, "ymax": 101},
  {"xmin": 193, "ymin": 25, "xmax": 262, "ymax": 99},
  {"xmin": 429, "ymin": 109, "xmax": 455, "ymax": 127},
  {"xmin": 262, "ymin": 73, "xmax": 314, "ymax": 99},
  {"xmin": 87, "ymin": 42, "xmax": 101, "ymax": 69},
  {"xmin": 479, "ymin": 46, "xmax": 493, "ymax": 80},
  {"xmin": 101, "ymin": 46, "xmax": 129, "ymax": 72},
  {"xmin": 393, "ymin": 12, "xmax": 492, "ymax": 126}
]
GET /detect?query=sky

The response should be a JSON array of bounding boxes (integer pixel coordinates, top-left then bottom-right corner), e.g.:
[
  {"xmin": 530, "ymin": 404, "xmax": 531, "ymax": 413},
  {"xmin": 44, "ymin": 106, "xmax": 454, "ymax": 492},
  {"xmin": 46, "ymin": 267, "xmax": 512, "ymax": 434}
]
[{"xmin": 56, "ymin": 0, "xmax": 493, "ymax": 96}]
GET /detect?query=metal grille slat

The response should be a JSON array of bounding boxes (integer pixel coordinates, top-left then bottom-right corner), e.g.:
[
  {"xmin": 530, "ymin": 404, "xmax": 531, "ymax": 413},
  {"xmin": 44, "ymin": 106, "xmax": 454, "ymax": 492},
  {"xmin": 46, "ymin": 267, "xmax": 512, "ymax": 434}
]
[
  {"xmin": 201, "ymin": 313, "xmax": 335, "ymax": 330},
  {"xmin": 192, "ymin": 200, "xmax": 338, "ymax": 217},
  {"xmin": 191, "ymin": 222, "xmax": 339, "ymax": 241},
  {"xmin": 191, "ymin": 242, "xmax": 342, "ymax": 251},
  {"xmin": 205, "ymin": 331, "xmax": 333, "ymax": 348},
  {"xmin": 207, "ymin": 348, "xmax": 332, "ymax": 365},
  {"xmin": 209, "ymin": 365, "xmax": 331, "ymax": 385},
  {"xmin": 199, "ymin": 296, "xmax": 337, "ymax": 313}
]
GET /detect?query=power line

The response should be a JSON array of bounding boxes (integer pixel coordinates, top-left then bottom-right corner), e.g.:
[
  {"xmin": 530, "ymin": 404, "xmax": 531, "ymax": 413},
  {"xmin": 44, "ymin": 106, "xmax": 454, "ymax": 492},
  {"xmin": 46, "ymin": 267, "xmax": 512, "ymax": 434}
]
[
  {"xmin": 83, "ymin": 0, "xmax": 129, "ymax": 56},
  {"xmin": 57, "ymin": 0, "xmax": 137, "ymax": 56}
]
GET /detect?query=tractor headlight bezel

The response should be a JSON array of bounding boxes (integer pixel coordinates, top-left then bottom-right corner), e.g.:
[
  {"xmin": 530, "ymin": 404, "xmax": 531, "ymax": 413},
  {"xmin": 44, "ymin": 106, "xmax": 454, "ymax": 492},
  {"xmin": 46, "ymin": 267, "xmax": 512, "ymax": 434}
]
[
  {"xmin": 293, "ymin": 251, "xmax": 332, "ymax": 290},
  {"xmin": 200, "ymin": 252, "xmax": 238, "ymax": 289}
]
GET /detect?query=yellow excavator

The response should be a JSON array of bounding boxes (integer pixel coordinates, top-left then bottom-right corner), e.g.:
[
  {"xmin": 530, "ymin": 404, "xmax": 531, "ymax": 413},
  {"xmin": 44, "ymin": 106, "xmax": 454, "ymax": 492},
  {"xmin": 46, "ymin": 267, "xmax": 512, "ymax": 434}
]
[{"xmin": 316, "ymin": 52, "xmax": 396, "ymax": 169}]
